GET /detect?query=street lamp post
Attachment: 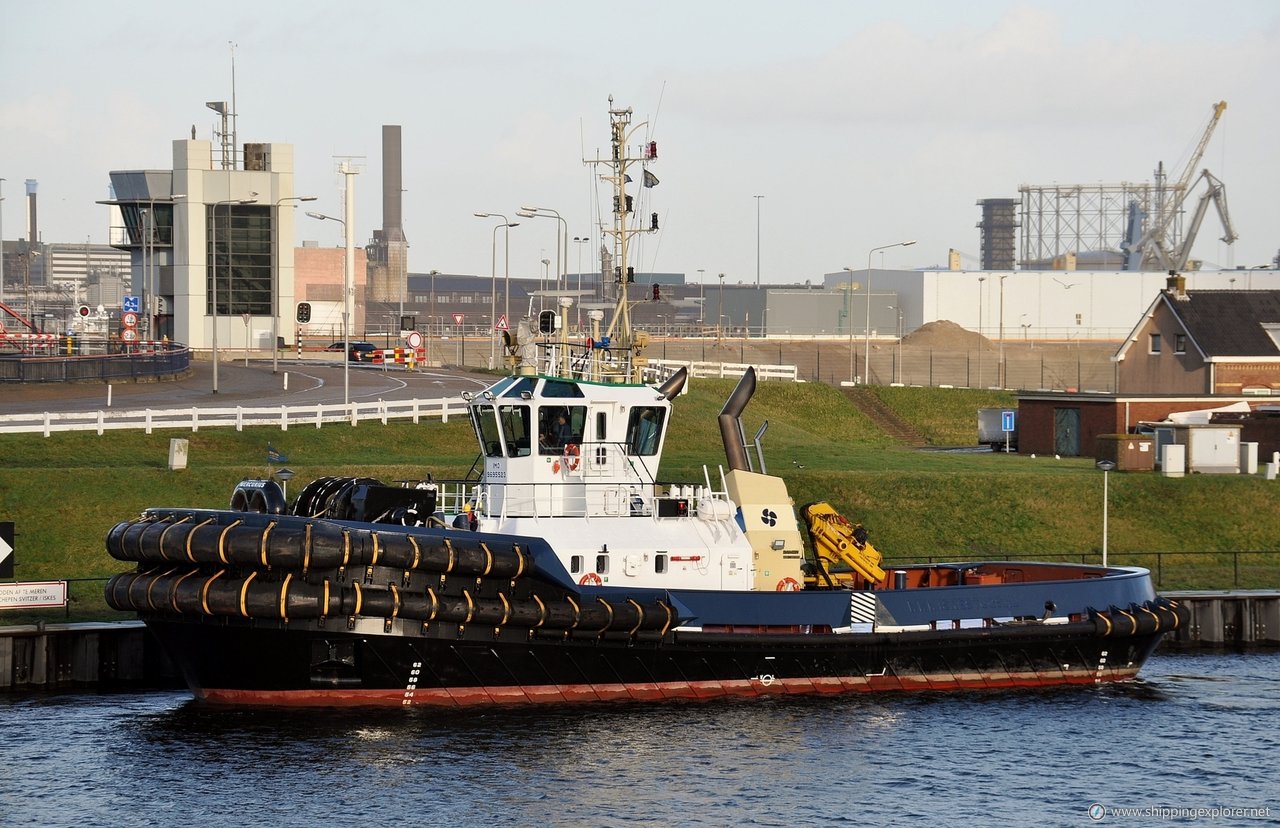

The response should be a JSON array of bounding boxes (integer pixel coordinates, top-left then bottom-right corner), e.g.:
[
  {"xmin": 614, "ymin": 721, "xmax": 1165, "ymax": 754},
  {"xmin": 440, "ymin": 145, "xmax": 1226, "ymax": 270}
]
[
  {"xmin": 863, "ymin": 240, "xmax": 915, "ymax": 386},
  {"xmin": 697, "ymin": 268, "xmax": 705, "ymax": 326},
  {"xmin": 754, "ymin": 195, "xmax": 764, "ymax": 287},
  {"xmin": 211, "ymin": 194, "xmax": 259, "ymax": 394},
  {"xmin": 977, "ymin": 276, "xmax": 986, "ymax": 387},
  {"xmin": 398, "ymin": 188, "xmax": 408, "ymax": 343},
  {"xmin": 888, "ymin": 304, "xmax": 904, "ymax": 384},
  {"xmin": 842, "ymin": 266, "xmax": 855, "ymax": 382},
  {"xmin": 306, "ymin": 163, "xmax": 357, "ymax": 408},
  {"xmin": 717, "ymin": 272, "xmax": 725, "ymax": 345},
  {"xmin": 142, "ymin": 194, "xmax": 186, "ymax": 341},
  {"xmin": 272, "ymin": 195, "xmax": 316, "ymax": 373},
  {"xmin": 998, "ymin": 273, "xmax": 1008, "ymax": 388},
  {"xmin": 520, "ymin": 207, "xmax": 568, "ymax": 294},
  {"xmin": 307, "ymin": 209, "xmax": 351, "ymax": 405},
  {"xmin": 1097, "ymin": 459, "xmax": 1116, "ymax": 567},
  {"xmin": 474, "ymin": 212, "xmax": 516, "ymax": 334},
  {"xmin": 429, "ymin": 269, "xmax": 439, "ymax": 363},
  {"xmin": 478, "ymin": 217, "xmax": 518, "ymax": 366},
  {"xmin": 540, "ymin": 258, "xmax": 551, "ymax": 311}
]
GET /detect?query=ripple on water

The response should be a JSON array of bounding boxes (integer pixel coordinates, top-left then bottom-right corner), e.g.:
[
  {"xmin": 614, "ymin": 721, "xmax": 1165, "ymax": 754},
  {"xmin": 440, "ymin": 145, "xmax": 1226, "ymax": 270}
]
[{"xmin": 0, "ymin": 652, "xmax": 1277, "ymax": 828}]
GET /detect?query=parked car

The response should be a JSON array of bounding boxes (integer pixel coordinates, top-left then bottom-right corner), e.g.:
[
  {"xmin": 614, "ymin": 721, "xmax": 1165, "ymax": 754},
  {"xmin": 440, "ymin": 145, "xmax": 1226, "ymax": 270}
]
[{"xmin": 325, "ymin": 341, "xmax": 379, "ymax": 361}]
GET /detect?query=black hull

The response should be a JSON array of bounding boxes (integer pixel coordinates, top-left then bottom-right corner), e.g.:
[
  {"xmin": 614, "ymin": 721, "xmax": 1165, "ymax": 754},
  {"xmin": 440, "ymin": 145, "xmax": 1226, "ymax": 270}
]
[
  {"xmin": 144, "ymin": 616, "xmax": 1167, "ymax": 707},
  {"xmin": 105, "ymin": 509, "xmax": 1183, "ymax": 706}
]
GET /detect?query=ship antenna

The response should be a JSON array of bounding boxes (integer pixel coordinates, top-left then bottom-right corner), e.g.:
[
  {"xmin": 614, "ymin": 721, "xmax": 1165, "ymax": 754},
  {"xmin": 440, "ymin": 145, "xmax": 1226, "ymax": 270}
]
[{"xmin": 583, "ymin": 97, "xmax": 659, "ymax": 382}]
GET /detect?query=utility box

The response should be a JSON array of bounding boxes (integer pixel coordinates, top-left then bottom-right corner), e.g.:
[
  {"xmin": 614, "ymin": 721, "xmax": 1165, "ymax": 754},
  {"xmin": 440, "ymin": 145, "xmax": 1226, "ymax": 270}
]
[
  {"xmin": 1096, "ymin": 434, "xmax": 1155, "ymax": 472},
  {"xmin": 1171, "ymin": 423, "xmax": 1242, "ymax": 474},
  {"xmin": 1162, "ymin": 444, "xmax": 1186, "ymax": 478},
  {"xmin": 1241, "ymin": 442, "xmax": 1259, "ymax": 475},
  {"xmin": 168, "ymin": 438, "xmax": 189, "ymax": 471}
]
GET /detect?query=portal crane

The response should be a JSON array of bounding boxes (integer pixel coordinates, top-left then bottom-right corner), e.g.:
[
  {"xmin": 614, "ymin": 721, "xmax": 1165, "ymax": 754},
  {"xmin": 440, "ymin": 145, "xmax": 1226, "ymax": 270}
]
[
  {"xmin": 1172, "ymin": 169, "xmax": 1237, "ymax": 270},
  {"xmin": 1122, "ymin": 100, "xmax": 1228, "ymax": 270}
]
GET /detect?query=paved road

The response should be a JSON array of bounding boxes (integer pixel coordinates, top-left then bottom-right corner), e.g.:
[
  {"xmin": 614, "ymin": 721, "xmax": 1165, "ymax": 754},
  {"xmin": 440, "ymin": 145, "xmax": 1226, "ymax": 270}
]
[{"xmin": 1, "ymin": 357, "xmax": 493, "ymax": 415}]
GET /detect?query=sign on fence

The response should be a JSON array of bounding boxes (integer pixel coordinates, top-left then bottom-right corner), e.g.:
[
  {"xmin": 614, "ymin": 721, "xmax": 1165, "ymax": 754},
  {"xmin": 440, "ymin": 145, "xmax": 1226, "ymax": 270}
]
[{"xmin": 0, "ymin": 581, "xmax": 67, "ymax": 610}]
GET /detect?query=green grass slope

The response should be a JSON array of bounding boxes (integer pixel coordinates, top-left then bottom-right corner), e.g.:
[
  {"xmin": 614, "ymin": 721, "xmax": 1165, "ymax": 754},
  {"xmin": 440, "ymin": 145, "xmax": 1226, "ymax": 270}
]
[{"xmin": 1, "ymin": 378, "xmax": 1276, "ymax": 621}]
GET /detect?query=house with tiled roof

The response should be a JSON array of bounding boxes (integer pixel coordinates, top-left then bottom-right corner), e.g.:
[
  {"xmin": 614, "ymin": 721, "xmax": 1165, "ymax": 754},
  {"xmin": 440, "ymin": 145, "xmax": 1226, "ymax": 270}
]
[
  {"xmin": 1014, "ymin": 277, "xmax": 1280, "ymax": 457},
  {"xmin": 1114, "ymin": 275, "xmax": 1280, "ymax": 395}
]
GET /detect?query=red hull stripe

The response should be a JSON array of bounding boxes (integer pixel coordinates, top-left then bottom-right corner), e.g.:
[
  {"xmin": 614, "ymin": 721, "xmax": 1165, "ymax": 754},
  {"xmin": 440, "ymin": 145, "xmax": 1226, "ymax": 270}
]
[{"xmin": 197, "ymin": 667, "xmax": 1141, "ymax": 707}]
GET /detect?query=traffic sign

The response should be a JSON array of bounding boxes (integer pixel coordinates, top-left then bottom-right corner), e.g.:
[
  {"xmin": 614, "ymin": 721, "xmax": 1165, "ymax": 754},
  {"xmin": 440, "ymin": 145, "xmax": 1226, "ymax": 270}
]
[
  {"xmin": 123, "ymin": 296, "xmax": 140, "ymax": 313},
  {"xmin": 121, "ymin": 311, "xmax": 139, "ymax": 328},
  {"xmin": 1001, "ymin": 410, "xmax": 1016, "ymax": 432},
  {"xmin": 495, "ymin": 314, "xmax": 509, "ymax": 332},
  {"xmin": 0, "ymin": 522, "xmax": 13, "ymax": 579},
  {"xmin": 121, "ymin": 329, "xmax": 139, "ymax": 343},
  {"xmin": 404, "ymin": 330, "xmax": 423, "ymax": 349},
  {"xmin": 453, "ymin": 313, "xmax": 465, "ymax": 327}
]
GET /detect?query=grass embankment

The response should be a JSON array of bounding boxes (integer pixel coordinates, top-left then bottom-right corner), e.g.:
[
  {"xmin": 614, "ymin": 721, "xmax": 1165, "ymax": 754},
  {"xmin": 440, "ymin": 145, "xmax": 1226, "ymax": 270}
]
[
  {"xmin": 1, "ymin": 380, "xmax": 1276, "ymax": 622},
  {"xmin": 866, "ymin": 385, "xmax": 1018, "ymax": 446}
]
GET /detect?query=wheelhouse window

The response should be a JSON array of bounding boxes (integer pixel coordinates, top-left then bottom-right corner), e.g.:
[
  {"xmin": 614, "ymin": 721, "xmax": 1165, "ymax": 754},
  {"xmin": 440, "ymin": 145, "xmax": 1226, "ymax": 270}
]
[
  {"xmin": 538, "ymin": 405, "xmax": 586, "ymax": 454},
  {"xmin": 471, "ymin": 404, "xmax": 504, "ymax": 457},
  {"xmin": 1149, "ymin": 333, "xmax": 1162, "ymax": 354},
  {"xmin": 542, "ymin": 379, "xmax": 585, "ymax": 399},
  {"xmin": 626, "ymin": 406, "xmax": 666, "ymax": 456},
  {"xmin": 487, "ymin": 377, "xmax": 518, "ymax": 397},
  {"xmin": 497, "ymin": 405, "xmax": 531, "ymax": 457},
  {"xmin": 501, "ymin": 377, "xmax": 537, "ymax": 398}
]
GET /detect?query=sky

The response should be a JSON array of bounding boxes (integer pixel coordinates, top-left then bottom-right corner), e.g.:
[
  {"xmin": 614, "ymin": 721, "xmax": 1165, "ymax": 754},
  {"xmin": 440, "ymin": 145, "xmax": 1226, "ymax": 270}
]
[{"xmin": 2, "ymin": 0, "xmax": 1278, "ymax": 285}]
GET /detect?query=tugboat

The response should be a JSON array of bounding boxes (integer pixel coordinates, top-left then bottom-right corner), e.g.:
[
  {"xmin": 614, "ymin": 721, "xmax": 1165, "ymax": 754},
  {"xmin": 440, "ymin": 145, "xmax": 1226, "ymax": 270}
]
[{"xmin": 104, "ymin": 100, "xmax": 1185, "ymax": 706}]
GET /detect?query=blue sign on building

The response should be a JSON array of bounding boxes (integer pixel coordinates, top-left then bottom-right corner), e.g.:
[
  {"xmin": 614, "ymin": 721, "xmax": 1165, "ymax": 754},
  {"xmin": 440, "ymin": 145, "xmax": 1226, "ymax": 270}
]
[{"xmin": 123, "ymin": 295, "xmax": 140, "ymax": 313}]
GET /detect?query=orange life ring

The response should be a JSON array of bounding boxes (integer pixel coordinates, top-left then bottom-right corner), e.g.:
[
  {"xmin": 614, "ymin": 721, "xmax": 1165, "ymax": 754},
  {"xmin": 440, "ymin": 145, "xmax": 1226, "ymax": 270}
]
[
  {"xmin": 579, "ymin": 572, "xmax": 603, "ymax": 586},
  {"xmin": 776, "ymin": 577, "xmax": 801, "ymax": 592},
  {"xmin": 563, "ymin": 443, "xmax": 581, "ymax": 472}
]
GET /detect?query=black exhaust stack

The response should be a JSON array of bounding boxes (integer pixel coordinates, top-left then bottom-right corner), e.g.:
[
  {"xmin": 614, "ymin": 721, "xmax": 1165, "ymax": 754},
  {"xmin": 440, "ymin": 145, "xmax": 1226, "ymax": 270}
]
[
  {"xmin": 656, "ymin": 366, "xmax": 688, "ymax": 400},
  {"xmin": 718, "ymin": 367, "xmax": 756, "ymax": 472}
]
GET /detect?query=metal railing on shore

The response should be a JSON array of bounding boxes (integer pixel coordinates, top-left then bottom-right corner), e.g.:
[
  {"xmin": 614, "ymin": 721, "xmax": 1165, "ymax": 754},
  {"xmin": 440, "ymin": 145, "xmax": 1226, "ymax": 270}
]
[{"xmin": 0, "ymin": 344, "xmax": 190, "ymax": 383}]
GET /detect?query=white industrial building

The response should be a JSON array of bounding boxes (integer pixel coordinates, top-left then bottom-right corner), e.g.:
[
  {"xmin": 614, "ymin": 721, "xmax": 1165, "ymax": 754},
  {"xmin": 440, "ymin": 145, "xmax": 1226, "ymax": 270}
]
[
  {"xmin": 106, "ymin": 136, "xmax": 301, "ymax": 349},
  {"xmin": 756, "ymin": 267, "xmax": 1280, "ymax": 342},
  {"xmin": 829, "ymin": 267, "xmax": 1280, "ymax": 342}
]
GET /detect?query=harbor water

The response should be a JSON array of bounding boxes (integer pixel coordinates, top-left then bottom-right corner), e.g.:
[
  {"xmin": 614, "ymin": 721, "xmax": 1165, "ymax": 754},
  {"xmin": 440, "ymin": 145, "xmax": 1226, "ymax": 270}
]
[{"xmin": 2, "ymin": 651, "xmax": 1277, "ymax": 827}]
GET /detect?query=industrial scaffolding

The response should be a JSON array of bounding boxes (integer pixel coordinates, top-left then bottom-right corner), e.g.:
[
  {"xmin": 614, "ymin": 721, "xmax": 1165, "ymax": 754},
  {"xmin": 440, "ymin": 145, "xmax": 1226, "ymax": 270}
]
[{"xmin": 1017, "ymin": 182, "xmax": 1170, "ymax": 268}]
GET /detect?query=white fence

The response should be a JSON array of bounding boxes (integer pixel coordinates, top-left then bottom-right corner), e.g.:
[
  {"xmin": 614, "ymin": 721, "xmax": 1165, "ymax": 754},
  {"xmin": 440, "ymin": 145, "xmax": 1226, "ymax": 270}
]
[
  {"xmin": 1, "ymin": 359, "xmax": 801, "ymax": 437},
  {"xmin": 646, "ymin": 359, "xmax": 800, "ymax": 382},
  {"xmin": 0, "ymin": 397, "xmax": 470, "ymax": 437}
]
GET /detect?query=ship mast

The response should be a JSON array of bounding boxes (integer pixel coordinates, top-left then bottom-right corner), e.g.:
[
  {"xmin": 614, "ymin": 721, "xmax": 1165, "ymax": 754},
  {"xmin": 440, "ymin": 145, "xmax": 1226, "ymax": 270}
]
[{"xmin": 586, "ymin": 96, "xmax": 658, "ymax": 382}]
